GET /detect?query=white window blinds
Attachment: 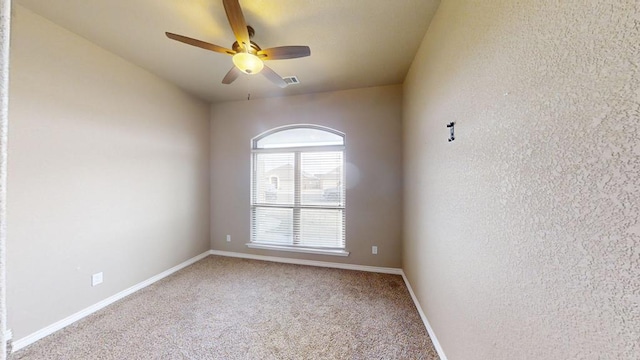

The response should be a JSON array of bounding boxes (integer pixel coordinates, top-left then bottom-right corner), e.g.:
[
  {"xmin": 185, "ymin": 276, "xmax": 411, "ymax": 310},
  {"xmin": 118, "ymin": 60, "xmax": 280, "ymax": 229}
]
[{"xmin": 251, "ymin": 126, "xmax": 345, "ymax": 250}]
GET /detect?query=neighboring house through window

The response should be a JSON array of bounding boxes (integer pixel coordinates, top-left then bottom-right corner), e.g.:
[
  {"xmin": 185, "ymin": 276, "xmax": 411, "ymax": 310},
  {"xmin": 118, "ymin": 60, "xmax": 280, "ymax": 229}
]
[
  {"xmin": 269, "ymin": 176, "xmax": 279, "ymax": 189},
  {"xmin": 249, "ymin": 125, "xmax": 348, "ymax": 256}
]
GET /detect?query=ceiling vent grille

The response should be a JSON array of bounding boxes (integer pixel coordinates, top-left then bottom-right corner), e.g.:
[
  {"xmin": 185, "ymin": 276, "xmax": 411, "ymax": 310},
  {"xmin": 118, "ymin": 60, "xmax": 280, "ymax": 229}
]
[{"xmin": 283, "ymin": 76, "xmax": 300, "ymax": 85}]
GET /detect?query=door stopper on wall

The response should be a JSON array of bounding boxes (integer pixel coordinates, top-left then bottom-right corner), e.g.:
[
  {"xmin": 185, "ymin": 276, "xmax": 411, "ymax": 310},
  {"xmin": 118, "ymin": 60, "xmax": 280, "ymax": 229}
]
[{"xmin": 447, "ymin": 122, "xmax": 455, "ymax": 142}]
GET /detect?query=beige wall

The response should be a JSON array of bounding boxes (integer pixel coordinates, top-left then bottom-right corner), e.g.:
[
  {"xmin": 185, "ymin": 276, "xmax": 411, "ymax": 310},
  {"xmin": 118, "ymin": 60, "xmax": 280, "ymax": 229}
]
[
  {"xmin": 0, "ymin": 0, "xmax": 9, "ymax": 357},
  {"xmin": 7, "ymin": 6, "xmax": 210, "ymax": 339},
  {"xmin": 211, "ymin": 85, "xmax": 403, "ymax": 268},
  {"xmin": 403, "ymin": 0, "xmax": 639, "ymax": 359}
]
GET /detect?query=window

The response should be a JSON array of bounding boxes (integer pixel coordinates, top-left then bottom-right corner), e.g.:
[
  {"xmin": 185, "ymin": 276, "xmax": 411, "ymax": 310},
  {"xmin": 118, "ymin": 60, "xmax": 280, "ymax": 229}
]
[
  {"xmin": 269, "ymin": 176, "xmax": 279, "ymax": 189},
  {"xmin": 250, "ymin": 125, "xmax": 347, "ymax": 256}
]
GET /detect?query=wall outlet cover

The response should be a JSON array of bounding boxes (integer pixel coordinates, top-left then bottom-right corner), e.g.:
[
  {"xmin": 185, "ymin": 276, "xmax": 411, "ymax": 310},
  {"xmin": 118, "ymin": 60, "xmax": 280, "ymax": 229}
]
[{"xmin": 92, "ymin": 272, "xmax": 103, "ymax": 287}]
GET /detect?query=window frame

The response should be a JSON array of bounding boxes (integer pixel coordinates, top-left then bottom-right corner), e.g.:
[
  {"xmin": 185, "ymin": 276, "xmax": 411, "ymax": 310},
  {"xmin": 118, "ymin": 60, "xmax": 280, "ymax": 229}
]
[{"xmin": 249, "ymin": 124, "xmax": 348, "ymax": 256}]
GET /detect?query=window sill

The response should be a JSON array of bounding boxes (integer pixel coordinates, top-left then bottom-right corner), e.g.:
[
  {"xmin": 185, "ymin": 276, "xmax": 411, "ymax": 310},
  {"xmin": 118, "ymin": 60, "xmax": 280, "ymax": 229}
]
[{"xmin": 246, "ymin": 243, "xmax": 350, "ymax": 257}]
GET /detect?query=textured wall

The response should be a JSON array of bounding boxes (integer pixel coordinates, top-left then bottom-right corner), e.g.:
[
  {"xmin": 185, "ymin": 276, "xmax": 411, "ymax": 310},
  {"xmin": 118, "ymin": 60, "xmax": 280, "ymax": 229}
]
[
  {"xmin": 8, "ymin": 6, "xmax": 210, "ymax": 340},
  {"xmin": 210, "ymin": 85, "xmax": 404, "ymax": 268},
  {"xmin": 0, "ymin": 0, "xmax": 9, "ymax": 358},
  {"xmin": 403, "ymin": 0, "xmax": 639, "ymax": 359}
]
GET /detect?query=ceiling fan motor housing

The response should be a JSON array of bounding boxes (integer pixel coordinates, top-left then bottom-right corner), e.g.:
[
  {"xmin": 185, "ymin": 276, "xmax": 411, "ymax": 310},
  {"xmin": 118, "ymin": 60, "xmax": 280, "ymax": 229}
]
[{"xmin": 232, "ymin": 40, "xmax": 261, "ymax": 55}]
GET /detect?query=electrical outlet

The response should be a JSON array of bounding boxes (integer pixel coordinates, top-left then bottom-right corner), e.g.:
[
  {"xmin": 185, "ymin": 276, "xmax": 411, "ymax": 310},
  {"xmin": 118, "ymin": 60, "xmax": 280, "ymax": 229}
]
[
  {"xmin": 372, "ymin": 246, "xmax": 378, "ymax": 255},
  {"xmin": 226, "ymin": 235, "xmax": 231, "ymax": 242},
  {"xmin": 92, "ymin": 272, "xmax": 103, "ymax": 287}
]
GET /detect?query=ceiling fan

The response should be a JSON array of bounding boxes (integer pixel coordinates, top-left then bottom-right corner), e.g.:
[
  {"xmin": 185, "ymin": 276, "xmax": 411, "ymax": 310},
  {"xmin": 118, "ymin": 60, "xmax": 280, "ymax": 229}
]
[{"xmin": 165, "ymin": 0, "xmax": 311, "ymax": 88}]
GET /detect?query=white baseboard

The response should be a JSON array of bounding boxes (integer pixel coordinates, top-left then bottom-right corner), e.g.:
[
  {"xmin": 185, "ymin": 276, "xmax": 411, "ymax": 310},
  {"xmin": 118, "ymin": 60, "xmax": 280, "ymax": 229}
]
[
  {"xmin": 209, "ymin": 249, "xmax": 403, "ymax": 275},
  {"xmin": 12, "ymin": 251, "xmax": 210, "ymax": 352},
  {"xmin": 400, "ymin": 272, "xmax": 448, "ymax": 360}
]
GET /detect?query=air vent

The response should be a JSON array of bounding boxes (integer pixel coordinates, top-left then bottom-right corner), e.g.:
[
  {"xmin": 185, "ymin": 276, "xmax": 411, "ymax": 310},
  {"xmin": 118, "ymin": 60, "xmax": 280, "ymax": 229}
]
[{"xmin": 283, "ymin": 76, "xmax": 300, "ymax": 85}]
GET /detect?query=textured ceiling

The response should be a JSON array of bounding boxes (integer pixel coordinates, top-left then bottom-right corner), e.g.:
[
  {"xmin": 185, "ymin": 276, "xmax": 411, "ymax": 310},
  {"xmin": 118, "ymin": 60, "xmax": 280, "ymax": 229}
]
[{"xmin": 15, "ymin": 0, "xmax": 441, "ymax": 103}]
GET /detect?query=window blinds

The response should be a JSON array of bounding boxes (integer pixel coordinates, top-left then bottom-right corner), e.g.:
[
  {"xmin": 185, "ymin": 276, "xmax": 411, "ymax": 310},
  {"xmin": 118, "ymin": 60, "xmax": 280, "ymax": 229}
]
[{"xmin": 251, "ymin": 150, "xmax": 345, "ymax": 249}]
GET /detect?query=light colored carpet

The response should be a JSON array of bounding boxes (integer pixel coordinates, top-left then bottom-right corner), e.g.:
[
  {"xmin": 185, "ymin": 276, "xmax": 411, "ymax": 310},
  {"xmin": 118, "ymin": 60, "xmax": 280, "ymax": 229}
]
[{"xmin": 11, "ymin": 256, "xmax": 439, "ymax": 359}]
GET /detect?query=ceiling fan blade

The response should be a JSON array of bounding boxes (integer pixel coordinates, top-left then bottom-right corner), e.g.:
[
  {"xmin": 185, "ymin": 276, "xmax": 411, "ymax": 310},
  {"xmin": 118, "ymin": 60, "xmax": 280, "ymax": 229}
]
[
  {"xmin": 222, "ymin": 0, "xmax": 250, "ymax": 49},
  {"xmin": 261, "ymin": 65, "xmax": 288, "ymax": 88},
  {"xmin": 222, "ymin": 66, "xmax": 242, "ymax": 84},
  {"xmin": 166, "ymin": 32, "xmax": 235, "ymax": 55},
  {"xmin": 258, "ymin": 46, "xmax": 311, "ymax": 60}
]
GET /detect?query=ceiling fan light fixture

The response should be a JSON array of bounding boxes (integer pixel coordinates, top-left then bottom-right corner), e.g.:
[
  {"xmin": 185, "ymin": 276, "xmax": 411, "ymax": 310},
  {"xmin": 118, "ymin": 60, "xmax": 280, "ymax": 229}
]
[{"xmin": 232, "ymin": 52, "xmax": 263, "ymax": 75}]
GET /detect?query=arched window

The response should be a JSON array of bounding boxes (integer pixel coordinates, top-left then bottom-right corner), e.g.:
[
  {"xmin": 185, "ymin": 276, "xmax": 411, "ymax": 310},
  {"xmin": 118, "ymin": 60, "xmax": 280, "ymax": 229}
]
[{"xmin": 250, "ymin": 125, "xmax": 347, "ymax": 255}]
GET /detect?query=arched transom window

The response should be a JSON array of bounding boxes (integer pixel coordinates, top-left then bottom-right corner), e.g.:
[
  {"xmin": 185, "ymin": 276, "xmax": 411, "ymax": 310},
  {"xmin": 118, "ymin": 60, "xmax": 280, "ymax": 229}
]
[{"xmin": 250, "ymin": 125, "xmax": 347, "ymax": 255}]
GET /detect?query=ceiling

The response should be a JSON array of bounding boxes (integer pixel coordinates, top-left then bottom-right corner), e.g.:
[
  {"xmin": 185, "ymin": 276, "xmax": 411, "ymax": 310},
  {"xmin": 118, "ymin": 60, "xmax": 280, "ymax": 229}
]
[{"xmin": 15, "ymin": 0, "xmax": 441, "ymax": 103}]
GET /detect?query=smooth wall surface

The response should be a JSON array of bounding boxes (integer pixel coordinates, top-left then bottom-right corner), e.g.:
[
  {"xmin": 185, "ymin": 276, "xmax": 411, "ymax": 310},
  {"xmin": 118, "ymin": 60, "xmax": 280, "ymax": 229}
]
[
  {"xmin": 0, "ymin": 0, "xmax": 9, "ymax": 357},
  {"xmin": 403, "ymin": 0, "xmax": 639, "ymax": 358},
  {"xmin": 7, "ymin": 6, "xmax": 210, "ymax": 339},
  {"xmin": 211, "ymin": 85, "xmax": 403, "ymax": 268}
]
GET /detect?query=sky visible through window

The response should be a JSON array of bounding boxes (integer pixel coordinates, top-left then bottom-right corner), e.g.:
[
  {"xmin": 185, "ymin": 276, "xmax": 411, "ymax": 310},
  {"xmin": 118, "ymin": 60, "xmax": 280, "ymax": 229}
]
[{"xmin": 255, "ymin": 127, "xmax": 344, "ymax": 149}]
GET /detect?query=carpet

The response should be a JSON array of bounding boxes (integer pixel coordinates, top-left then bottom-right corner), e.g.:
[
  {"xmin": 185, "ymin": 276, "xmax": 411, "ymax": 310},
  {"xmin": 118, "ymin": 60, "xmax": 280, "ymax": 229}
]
[{"xmin": 11, "ymin": 255, "xmax": 439, "ymax": 359}]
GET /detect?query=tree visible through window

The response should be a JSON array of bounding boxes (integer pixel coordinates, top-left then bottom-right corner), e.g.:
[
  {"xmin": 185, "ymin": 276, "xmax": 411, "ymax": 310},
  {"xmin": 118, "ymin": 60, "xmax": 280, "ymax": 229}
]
[{"xmin": 251, "ymin": 125, "xmax": 345, "ymax": 250}]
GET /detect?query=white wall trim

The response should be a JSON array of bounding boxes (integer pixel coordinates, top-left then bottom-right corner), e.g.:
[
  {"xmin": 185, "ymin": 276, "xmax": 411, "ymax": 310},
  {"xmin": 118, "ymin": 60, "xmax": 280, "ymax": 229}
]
[
  {"xmin": 209, "ymin": 250, "xmax": 402, "ymax": 275},
  {"xmin": 11, "ymin": 251, "xmax": 210, "ymax": 353},
  {"xmin": 400, "ymin": 271, "xmax": 448, "ymax": 360},
  {"xmin": 3, "ymin": 329, "xmax": 9, "ymax": 342},
  {"xmin": 246, "ymin": 243, "xmax": 350, "ymax": 257}
]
